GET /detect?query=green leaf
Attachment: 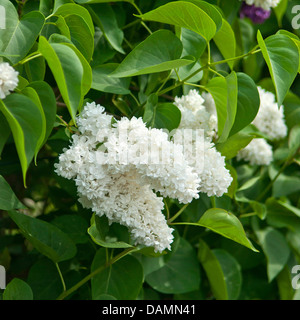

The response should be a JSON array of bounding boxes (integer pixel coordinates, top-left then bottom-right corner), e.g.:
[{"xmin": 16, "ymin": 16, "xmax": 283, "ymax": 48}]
[
  {"xmin": 257, "ymin": 31, "xmax": 299, "ymax": 106},
  {"xmin": 213, "ymin": 18, "xmax": 236, "ymax": 70},
  {"xmin": 178, "ymin": 208, "xmax": 258, "ymax": 251},
  {"xmin": 0, "ymin": 94, "xmax": 44, "ymax": 185},
  {"xmin": 146, "ymin": 238, "xmax": 200, "ymax": 294},
  {"xmin": 27, "ymin": 258, "xmax": 63, "ymax": 300},
  {"xmin": 27, "ymin": 81, "xmax": 57, "ymax": 146},
  {"xmin": 218, "ymin": 71, "xmax": 238, "ymax": 143},
  {"xmin": 75, "ymin": 0, "xmax": 134, "ymax": 3},
  {"xmin": 229, "ymin": 72, "xmax": 260, "ymax": 136},
  {"xmin": 206, "ymin": 76, "xmax": 227, "ymax": 136},
  {"xmin": 51, "ymin": 214, "xmax": 89, "ymax": 244},
  {"xmin": 180, "ymin": 28, "xmax": 206, "ymax": 60},
  {"xmin": 288, "ymin": 124, "xmax": 300, "ymax": 159},
  {"xmin": 38, "ymin": 36, "xmax": 84, "ymax": 123},
  {"xmin": 88, "ymin": 3, "xmax": 124, "ymax": 54},
  {"xmin": 0, "ymin": 0, "xmax": 45, "ymax": 64},
  {"xmin": 198, "ymin": 239, "xmax": 227, "ymax": 299},
  {"xmin": 24, "ymin": 43, "xmax": 46, "ymax": 82},
  {"xmin": 273, "ymin": 0, "xmax": 288, "ymax": 27},
  {"xmin": 54, "ymin": 3, "xmax": 94, "ymax": 36},
  {"xmin": 0, "ymin": 111, "xmax": 10, "ymax": 156},
  {"xmin": 199, "ymin": 208, "xmax": 258, "ymax": 251},
  {"xmin": 138, "ymin": 1, "xmax": 218, "ymax": 41},
  {"xmin": 21, "ymin": 87, "xmax": 46, "ymax": 161},
  {"xmin": 8, "ymin": 210, "xmax": 77, "ymax": 263},
  {"xmin": 216, "ymin": 131, "xmax": 254, "ymax": 159},
  {"xmin": 3, "ymin": 278, "xmax": 33, "ymax": 300},
  {"xmin": 61, "ymin": 14, "xmax": 94, "ymax": 61},
  {"xmin": 212, "ymin": 249, "xmax": 242, "ymax": 300},
  {"xmin": 88, "ymin": 214, "xmax": 133, "ymax": 249},
  {"xmin": 110, "ymin": 30, "xmax": 194, "ymax": 78},
  {"xmin": 91, "ymin": 248, "xmax": 143, "ymax": 300},
  {"xmin": 180, "ymin": 0, "xmax": 222, "ymax": 36},
  {"xmin": 53, "ymin": 3, "xmax": 95, "ymax": 62},
  {"xmin": 92, "ymin": 63, "xmax": 131, "ymax": 94},
  {"xmin": 254, "ymin": 226, "xmax": 290, "ymax": 282},
  {"xmin": 0, "ymin": 175, "xmax": 23, "ymax": 210},
  {"xmin": 143, "ymin": 94, "xmax": 181, "ymax": 132}
]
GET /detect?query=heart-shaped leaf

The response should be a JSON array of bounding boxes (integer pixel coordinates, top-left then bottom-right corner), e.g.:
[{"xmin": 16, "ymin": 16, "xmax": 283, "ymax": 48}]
[
  {"xmin": 0, "ymin": 94, "xmax": 44, "ymax": 185},
  {"xmin": 257, "ymin": 31, "xmax": 299, "ymax": 106},
  {"xmin": 0, "ymin": 0, "xmax": 45, "ymax": 64},
  {"xmin": 110, "ymin": 30, "xmax": 194, "ymax": 78},
  {"xmin": 137, "ymin": 1, "xmax": 218, "ymax": 41},
  {"xmin": 9, "ymin": 210, "xmax": 77, "ymax": 263}
]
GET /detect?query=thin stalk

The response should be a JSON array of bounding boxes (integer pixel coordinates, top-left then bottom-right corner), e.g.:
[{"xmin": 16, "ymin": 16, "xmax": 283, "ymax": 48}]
[
  {"xmin": 131, "ymin": 2, "xmax": 152, "ymax": 35},
  {"xmin": 168, "ymin": 203, "xmax": 190, "ymax": 224},
  {"xmin": 55, "ymin": 262, "xmax": 66, "ymax": 293},
  {"xmin": 56, "ymin": 248, "xmax": 135, "ymax": 300}
]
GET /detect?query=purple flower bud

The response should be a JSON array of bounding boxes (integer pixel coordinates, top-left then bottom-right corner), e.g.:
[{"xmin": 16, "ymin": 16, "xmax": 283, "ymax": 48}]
[{"xmin": 240, "ymin": 2, "xmax": 271, "ymax": 24}]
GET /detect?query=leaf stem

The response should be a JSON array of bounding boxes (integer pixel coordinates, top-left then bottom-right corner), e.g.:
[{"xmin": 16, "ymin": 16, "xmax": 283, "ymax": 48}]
[
  {"xmin": 55, "ymin": 262, "xmax": 66, "ymax": 293},
  {"xmin": 56, "ymin": 248, "xmax": 135, "ymax": 300},
  {"xmin": 168, "ymin": 203, "xmax": 189, "ymax": 224},
  {"xmin": 13, "ymin": 52, "xmax": 42, "ymax": 67},
  {"xmin": 131, "ymin": 2, "xmax": 152, "ymax": 35}
]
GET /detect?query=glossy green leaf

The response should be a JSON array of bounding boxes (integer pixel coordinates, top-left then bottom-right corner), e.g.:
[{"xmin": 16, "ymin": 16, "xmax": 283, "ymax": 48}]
[
  {"xmin": 51, "ymin": 214, "xmax": 89, "ymax": 244},
  {"xmin": 92, "ymin": 63, "xmax": 131, "ymax": 94},
  {"xmin": 138, "ymin": 1, "xmax": 217, "ymax": 41},
  {"xmin": 0, "ymin": 94, "xmax": 44, "ymax": 185},
  {"xmin": 180, "ymin": 0, "xmax": 222, "ymax": 37},
  {"xmin": 257, "ymin": 31, "xmax": 299, "ymax": 106},
  {"xmin": 180, "ymin": 28, "xmax": 206, "ymax": 59},
  {"xmin": 24, "ymin": 44, "xmax": 46, "ymax": 82},
  {"xmin": 0, "ymin": 0, "xmax": 45, "ymax": 64},
  {"xmin": 8, "ymin": 210, "xmax": 77, "ymax": 263},
  {"xmin": 54, "ymin": 3, "xmax": 94, "ymax": 36},
  {"xmin": 75, "ymin": 0, "xmax": 134, "ymax": 3},
  {"xmin": 212, "ymin": 249, "xmax": 242, "ymax": 300},
  {"xmin": 146, "ymin": 238, "xmax": 200, "ymax": 294},
  {"xmin": 216, "ymin": 131, "xmax": 254, "ymax": 159},
  {"xmin": 199, "ymin": 208, "xmax": 258, "ymax": 252},
  {"xmin": 62, "ymin": 14, "xmax": 94, "ymax": 61},
  {"xmin": 218, "ymin": 71, "xmax": 238, "ymax": 142},
  {"xmin": 88, "ymin": 214, "xmax": 133, "ymax": 249},
  {"xmin": 288, "ymin": 124, "xmax": 300, "ymax": 159},
  {"xmin": 213, "ymin": 18, "xmax": 236, "ymax": 70},
  {"xmin": 198, "ymin": 239, "xmax": 227, "ymax": 299},
  {"xmin": 27, "ymin": 81, "xmax": 57, "ymax": 146},
  {"xmin": 205, "ymin": 76, "xmax": 227, "ymax": 136},
  {"xmin": 205, "ymin": 72, "xmax": 238, "ymax": 142},
  {"xmin": 27, "ymin": 258, "xmax": 63, "ymax": 300},
  {"xmin": 91, "ymin": 248, "xmax": 143, "ymax": 300},
  {"xmin": 0, "ymin": 175, "xmax": 23, "ymax": 210},
  {"xmin": 38, "ymin": 36, "xmax": 84, "ymax": 123},
  {"xmin": 88, "ymin": 3, "xmax": 124, "ymax": 54},
  {"xmin": 143, "ymin": 94, "xmax": 181, "ymax": 132},
  {"xmin": 199, "ymin": 242, "xmax": 242, "ymax": 300},
  {"xmin": 110, "ymin": 30, "xmax": 194, "ymax": 78},
  {"xmin": 0, "ymin": 111, "xmax": 10, "ymax": 156},
  {"xmin": 21, "ymin": 87, "xmax": 46, "ymax": 160},
  {"xmin": 3, "ymin": 278, "xmax": 33, "ymax": 300},
  {"xmin": 254, "ymin": 226, "xmax": 290, "ymax": 282},
  {"xmin": 229, "ymin": 72, "xmax": 260, "ymax": 136}
]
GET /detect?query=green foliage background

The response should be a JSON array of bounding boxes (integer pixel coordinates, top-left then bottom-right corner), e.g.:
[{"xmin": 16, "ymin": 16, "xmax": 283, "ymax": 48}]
[{"xmin": 0, "ymin": 0, "xmax": 300, "ymax": 300}]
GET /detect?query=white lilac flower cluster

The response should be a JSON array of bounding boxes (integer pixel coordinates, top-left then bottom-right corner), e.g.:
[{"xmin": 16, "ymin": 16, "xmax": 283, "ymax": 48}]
[
  {"xmin": 174, "ymin": 89, "xmax": 233, "ymax": 197},
  {"xmin": 244, "ymin": 0, "xmax": 281, "ymax": 10},
  {"xmin": 237, "ymin": 86, "xmax": 287, "ymax": 166},
  {"xmin": 55, "ymin": 102, "xmax": 202, "ymax": 252},
  {"xmin": 0, "ymin": 62, "xmax": 19, "ymax": 99},
  {"xmin": 174, "ymin": 89, "xmax": 218, "ymax": 138}
]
